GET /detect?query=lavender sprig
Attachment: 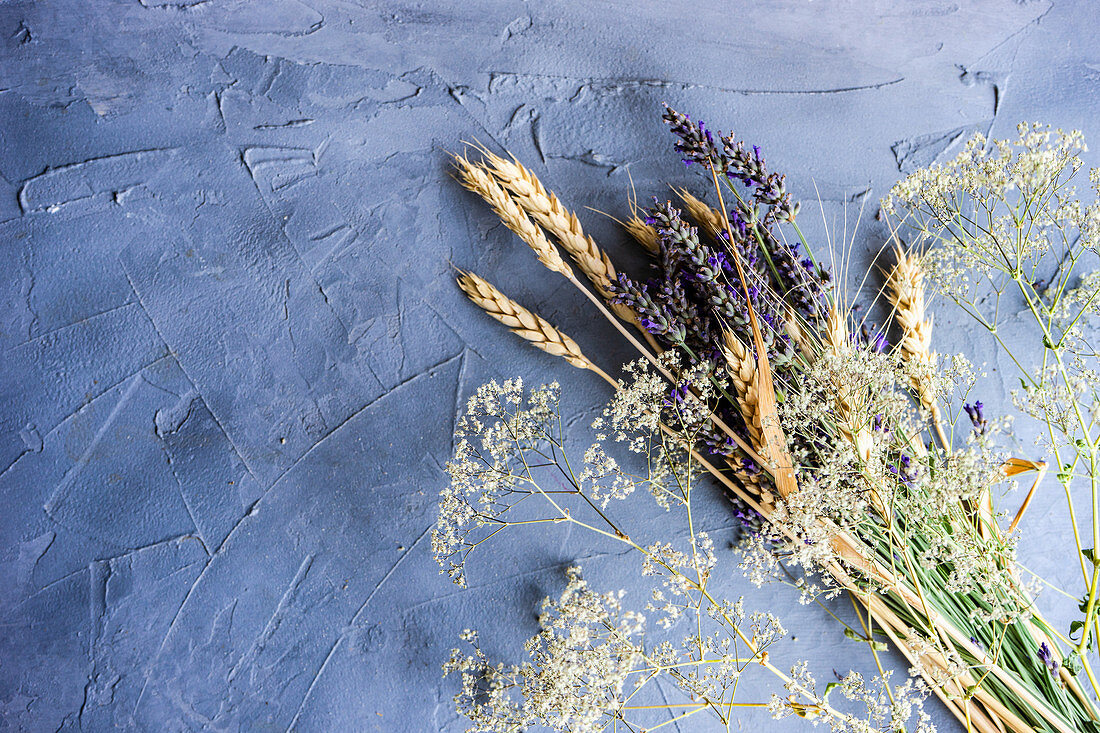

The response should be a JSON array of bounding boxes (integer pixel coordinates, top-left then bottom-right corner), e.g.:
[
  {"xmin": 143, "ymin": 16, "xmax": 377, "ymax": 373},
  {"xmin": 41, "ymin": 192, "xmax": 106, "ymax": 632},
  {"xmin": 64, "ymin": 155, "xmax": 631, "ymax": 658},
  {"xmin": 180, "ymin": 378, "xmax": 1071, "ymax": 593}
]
[
  {"xmin": 609, "ymin": 274, "xmax": 686, "ymax": 342},
  {"xmin": 662, "ymin": 106, "xmax": 799, "ymax": 222}
]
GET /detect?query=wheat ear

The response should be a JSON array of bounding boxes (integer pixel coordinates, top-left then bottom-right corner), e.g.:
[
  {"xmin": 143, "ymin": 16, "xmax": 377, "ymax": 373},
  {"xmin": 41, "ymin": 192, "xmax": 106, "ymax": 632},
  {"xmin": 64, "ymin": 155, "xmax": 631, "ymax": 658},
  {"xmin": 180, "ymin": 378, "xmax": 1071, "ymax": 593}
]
[
  {"xmin": 822, "ymin": 307, "xmax": 877, "ymax": 467},
  {"xmin": 886, "ymin": 246, "xmax": 936, "ymax": 407},
  {"xmin": 623, "ymin": 213, "xmax": 659, "ymax": 253},
  {"xmin": 721, "ymin": 332, "xmax": 766, "ymax": 451},
  {"xmin": 706, "ymin": 165, "xmax": 799, "ymax": 498},
  {"xmin": 720, "ymin": 331, "xmax": 777, "ymax": 505},
  {"xmin": 457, "ymin": 271, "xmax": 593, "ymax": 370},
  {"xmin": 453, "ymin": 155, "xmax": 572, "ymax": 278},
  {"xmin": 475, "ymin": 150, "xmax": 618, "ymax": 293},
  {"xmin": 885, "ymin": 244, "xmax": 950, "ymax": 449},
  {"xmin": 469, "ymin": 149, "xmax": 660, "ymax": 339},
  {"xmin": 676, "ymin": 188, "xmax": 726, "ymax": 237}
]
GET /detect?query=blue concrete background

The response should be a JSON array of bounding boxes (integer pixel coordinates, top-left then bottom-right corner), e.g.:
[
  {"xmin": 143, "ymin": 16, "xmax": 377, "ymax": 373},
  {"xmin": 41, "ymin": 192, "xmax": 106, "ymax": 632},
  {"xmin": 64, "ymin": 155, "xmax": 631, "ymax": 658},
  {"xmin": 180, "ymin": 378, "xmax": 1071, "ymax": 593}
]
[{"xmin": 1, "ymin": 1, "xmax": 1098, "ymax": 730}]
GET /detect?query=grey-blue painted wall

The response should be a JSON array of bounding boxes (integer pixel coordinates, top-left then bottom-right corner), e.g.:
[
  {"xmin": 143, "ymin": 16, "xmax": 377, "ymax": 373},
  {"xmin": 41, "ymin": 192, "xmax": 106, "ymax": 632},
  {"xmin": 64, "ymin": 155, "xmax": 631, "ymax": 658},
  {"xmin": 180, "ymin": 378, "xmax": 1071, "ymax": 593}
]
[{"xmin": 0, "ymin": 2, "xmax": 1094, "ymax": 730}]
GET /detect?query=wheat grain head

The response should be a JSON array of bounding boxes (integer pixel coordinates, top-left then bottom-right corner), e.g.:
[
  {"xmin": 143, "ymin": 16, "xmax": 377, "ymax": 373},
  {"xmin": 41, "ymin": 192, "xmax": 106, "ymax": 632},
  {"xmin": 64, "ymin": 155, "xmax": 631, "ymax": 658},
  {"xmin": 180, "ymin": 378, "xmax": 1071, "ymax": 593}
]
[
  {"xmin": 624, "ymin": 213, "xmax": 660, "ymax": 253},
  {"xmin": 453, "ymin": 154, "xmax": 572, "ymax": 278},
  {"xmin": 886, "ymin": 244, "xmax": 938, "ymax": 415},
  {"xmin": 676, "ymin": 188, "xmax": 726, "ymax": 237},
  {"xmin": 475, "ymin": 150, "xmax": 617, "ymax": 292},
  {"xmin": 456, "ymin": 271, "xmax": 591, "ymax": 370}
]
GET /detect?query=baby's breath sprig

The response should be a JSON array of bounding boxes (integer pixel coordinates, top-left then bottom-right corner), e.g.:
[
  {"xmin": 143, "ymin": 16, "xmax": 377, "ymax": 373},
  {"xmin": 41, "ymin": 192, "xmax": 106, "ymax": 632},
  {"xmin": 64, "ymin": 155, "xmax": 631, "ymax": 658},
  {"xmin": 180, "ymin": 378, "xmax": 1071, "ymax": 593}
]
[{"xmin": 435, "ymin": 374, "xmax": 927, "ymax": 731}]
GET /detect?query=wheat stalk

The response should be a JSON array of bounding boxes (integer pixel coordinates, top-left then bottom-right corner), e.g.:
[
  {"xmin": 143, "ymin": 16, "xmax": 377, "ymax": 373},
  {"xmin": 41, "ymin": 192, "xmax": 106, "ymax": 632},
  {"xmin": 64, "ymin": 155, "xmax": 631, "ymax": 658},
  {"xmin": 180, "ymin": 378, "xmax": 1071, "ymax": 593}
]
[
  {"xmin": 457, "ymin": 271, "xmax": 593, "ymax": 371},
  {"xmin": 453, "ymin": 155, "xmax": 573, "ymax": 278}
]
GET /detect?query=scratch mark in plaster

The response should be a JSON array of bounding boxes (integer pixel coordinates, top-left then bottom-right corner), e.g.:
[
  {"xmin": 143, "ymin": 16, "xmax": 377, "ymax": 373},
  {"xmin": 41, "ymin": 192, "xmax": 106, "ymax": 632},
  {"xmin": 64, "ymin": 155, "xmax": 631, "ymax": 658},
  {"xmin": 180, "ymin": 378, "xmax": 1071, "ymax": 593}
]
[
  {"xmin": 17, "ymin": 148, "xmax": 178, "ymax": 214},
  {"xmin": 258, "ymin": 350, "xmax": 465, "ymax": 501},
  {"xmin": 304, "ymin": 223, "xmax": 357, "ymax": 273},
  {"xmin": 546, "ymin": 149, "xmax": 625, "ymax": 177},
  {"xmin": 450, "ymin": 349, "xmax": 470, "ymax": 440},
  {"xmin": 120, "ymin": 267, "xmax": 265, "ymax": 494},
  {"xmin": 489, "ymin": 70, "xmax": 905, "ymax": 98},
  {"xmin": 5, "ymin": 301, "xmax": 139, "ymax": 353},
  {"xmin": 976, "ymin": 1, "xmax": 1055, "ymax": 66},
  {"xmin": 285, "ymin": 526, "xmax": 431, "ymax": 731},
  {"xmin": 43, "ymin": 373, "xmax": 145, "ymax": 520},
  {"xmin": 0, "ymin": 355, "xmax": 172, "ymax": 482},
  {"xmin": 227, "ymin": 553, "xmax": 315, "ymax": 684},
  {"xmin": 161, "ymin": 443, "xmax": 212, "ymax": 556},
  {"xmin": 254, "ymin": 118, "xmax": 315, "ymax": 130},
  {"xmin": 238, "ymin": 145, "xmax": 354, "ymax": 340},
  {"xmin": 958, "ymin": 65, "xmax": 1007, "ymax": 118},
  {"xmin": 89, "ymin": 559, "xmax": 109, "ymax": 642},
  {"xmin": 654, "ymin": 678, "xmax": 684, "ymax": 732},
  {"xmin": 256, "ymin": 57, "xmax": 281, "ymax": 98},
  {"xmin": 242, "ymin": 145, "xmax": 323, "ymax": 193},
  {"xmin": 131, "ymin": 556, "xmax": 216, "ymax": 716},
  {"xmin": 13, "ymin": 565, "xmax": 87, "ymax": 608},
  {"xmin": 891, "ymin": 122, "xmax": 991, "ymax": 174},
  {"xmin": 134, "ymin": 354, "xmax": 461, "ymax": 717}
]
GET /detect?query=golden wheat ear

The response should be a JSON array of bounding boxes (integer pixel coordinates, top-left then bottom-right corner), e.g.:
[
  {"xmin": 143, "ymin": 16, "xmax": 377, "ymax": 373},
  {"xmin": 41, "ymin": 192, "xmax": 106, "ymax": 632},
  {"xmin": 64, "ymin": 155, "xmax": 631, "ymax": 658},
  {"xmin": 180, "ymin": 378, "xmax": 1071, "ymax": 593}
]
[
  {"xmin": 675, "ymin": 188, "xmax": 726, "ymax": 237},
  {"xmin": 883, "ymin": 241, "xmax": 952, "ymax": 451},
  {"xmin": 471, "ymin": 148, "xmax": 615, "ymax": 290},
  {"xmin": 452, "ymin": 153, "xmax": 573, "ymax": 278},
  {"xmin": 623, "ymin": 213, "xmax": 659, "ymax": 254},
  {"xmin": 455, "ymin": 270, "xmax": 595, "ymax": 371}
]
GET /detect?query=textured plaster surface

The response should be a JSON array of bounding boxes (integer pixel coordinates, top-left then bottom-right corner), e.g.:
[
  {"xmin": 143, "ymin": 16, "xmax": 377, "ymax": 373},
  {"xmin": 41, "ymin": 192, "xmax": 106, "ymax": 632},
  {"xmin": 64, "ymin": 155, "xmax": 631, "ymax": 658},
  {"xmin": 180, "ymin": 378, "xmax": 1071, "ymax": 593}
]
[{"xmin": 1, "ymin": 1, "xmax": 1098, "ymax": 731}]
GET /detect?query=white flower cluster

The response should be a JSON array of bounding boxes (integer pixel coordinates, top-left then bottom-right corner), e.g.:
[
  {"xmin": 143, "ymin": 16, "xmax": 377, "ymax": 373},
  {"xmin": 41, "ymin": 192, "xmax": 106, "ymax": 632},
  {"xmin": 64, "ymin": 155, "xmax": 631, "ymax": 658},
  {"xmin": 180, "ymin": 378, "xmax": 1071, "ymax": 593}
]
[
  {"xmin": 444, "ymin": 568, "xmax": 645, "ymax": 732},
  {"xmin": 884, "ymin": 123, "xmax": 1090, "ymax": 304},
  {"xmin": 435, "ymin": 374, "xmax": 894, "ymax": 731},
  {"xmin": 433, "ymin": 378, "xmax": 561, "ymax": 587}
]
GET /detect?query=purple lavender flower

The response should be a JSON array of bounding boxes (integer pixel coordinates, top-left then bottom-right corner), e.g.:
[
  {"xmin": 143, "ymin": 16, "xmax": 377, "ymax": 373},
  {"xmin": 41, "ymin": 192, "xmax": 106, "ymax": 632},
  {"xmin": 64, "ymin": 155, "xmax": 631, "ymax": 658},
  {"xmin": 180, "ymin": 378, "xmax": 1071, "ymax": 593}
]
[
  {"xmin": 964, "ymin": 401, "xmax": 987, "ymax": 435},
  {"xmin": 609, "ymin": 274, "xmax": 686, "ymax": 342},
  {"xmin": 871, "ymin": 331, "xmax": 889, "ymax": 353},
  {"xmin": 860, "ymin": 325, "xmax": 888, "ymax": 353},
  {"xmin": 886, "ymin": 454, "xmax": 916, "ymax": 487},
  {"xmin": 729, "ymin": 495, "xmax": 767, "ymax": 537},
  {"xmin": 1038, "ymin": 642, "xmax": 1059, "ymax": 678},
  {"xmin": 662, "ymin": 106, "xmax": 799, "ymax": 222},
  {"xmin": 666, "ymin": 381, "xmax": 691, "ymax": 406}
]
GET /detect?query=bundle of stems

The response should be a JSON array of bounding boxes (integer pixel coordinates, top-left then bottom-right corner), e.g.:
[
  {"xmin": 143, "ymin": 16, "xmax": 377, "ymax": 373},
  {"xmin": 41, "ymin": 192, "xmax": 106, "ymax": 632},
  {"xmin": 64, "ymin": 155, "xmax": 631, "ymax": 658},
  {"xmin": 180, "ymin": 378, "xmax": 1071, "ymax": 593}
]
[{"xmin": 442, "ymin": 111, "xmax": 1100, "ymax": 732}]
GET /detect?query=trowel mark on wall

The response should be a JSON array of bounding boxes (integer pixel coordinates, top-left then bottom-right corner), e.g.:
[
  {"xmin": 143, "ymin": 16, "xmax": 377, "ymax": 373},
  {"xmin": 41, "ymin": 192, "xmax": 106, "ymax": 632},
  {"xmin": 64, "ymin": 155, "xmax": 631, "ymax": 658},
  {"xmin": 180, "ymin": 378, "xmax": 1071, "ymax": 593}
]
[
  {"xmin": 18, "ymin": 148, "xmax": 179, "ymax": 215},
  {"xmin": 890, "ymin": 121, "xmax": 993, "ymax": 174},
  {"xmin": 242, "ymin": 145, "xmax": 325, "ymax": 193}
]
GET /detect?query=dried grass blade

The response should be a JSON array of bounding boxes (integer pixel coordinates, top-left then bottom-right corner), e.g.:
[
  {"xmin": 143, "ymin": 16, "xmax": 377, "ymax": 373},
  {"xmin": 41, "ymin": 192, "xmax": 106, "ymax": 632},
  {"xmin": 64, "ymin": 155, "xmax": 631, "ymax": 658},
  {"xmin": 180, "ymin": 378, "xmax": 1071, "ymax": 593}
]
[{"xmin": 1005, "ymin": 459, "xmax": 1047, "ymax": 534}]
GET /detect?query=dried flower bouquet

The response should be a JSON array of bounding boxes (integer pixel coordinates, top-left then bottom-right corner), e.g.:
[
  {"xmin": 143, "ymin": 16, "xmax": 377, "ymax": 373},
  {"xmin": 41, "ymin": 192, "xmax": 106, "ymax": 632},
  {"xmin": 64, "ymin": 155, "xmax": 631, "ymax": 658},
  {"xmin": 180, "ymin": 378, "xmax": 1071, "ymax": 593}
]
[{"xmin": 433, "ymin": 109, "xmax": 1100, "ymax": 732}]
